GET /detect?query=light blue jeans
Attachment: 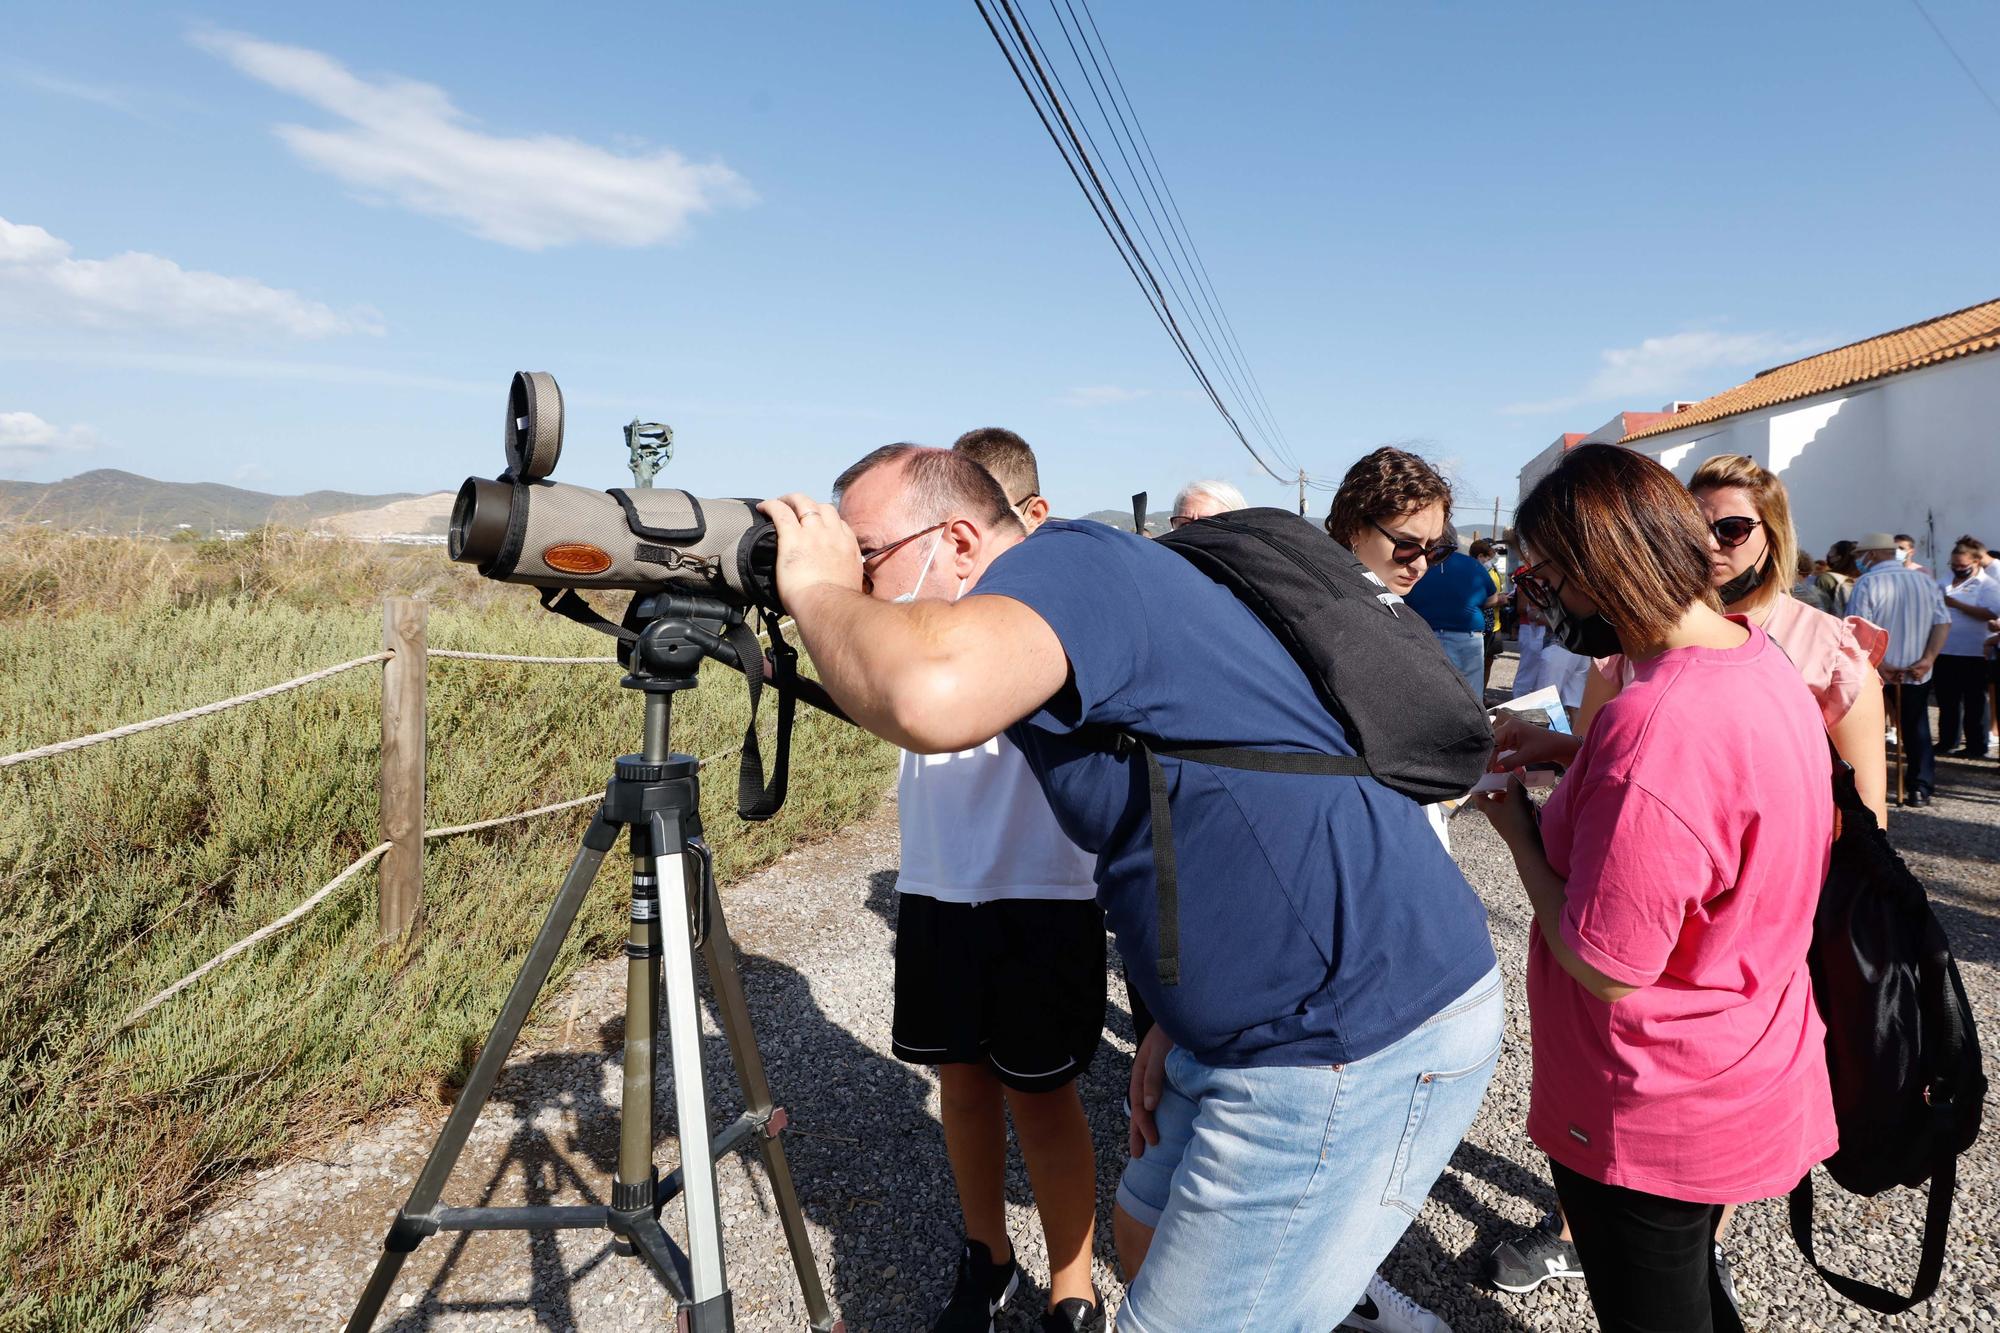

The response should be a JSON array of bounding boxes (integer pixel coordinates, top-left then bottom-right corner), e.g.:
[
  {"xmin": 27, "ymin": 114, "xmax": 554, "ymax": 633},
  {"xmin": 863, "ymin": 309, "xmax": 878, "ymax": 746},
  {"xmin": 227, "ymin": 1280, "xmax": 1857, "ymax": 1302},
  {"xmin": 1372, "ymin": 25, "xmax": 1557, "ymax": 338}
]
[
  {"xmin": 1114, "ymin": 966, "xmax": 1503, "ymax": 1332},
  {"xmin": 1434, "ymin": 628, "xmax": 1486, "ymax": 703}
]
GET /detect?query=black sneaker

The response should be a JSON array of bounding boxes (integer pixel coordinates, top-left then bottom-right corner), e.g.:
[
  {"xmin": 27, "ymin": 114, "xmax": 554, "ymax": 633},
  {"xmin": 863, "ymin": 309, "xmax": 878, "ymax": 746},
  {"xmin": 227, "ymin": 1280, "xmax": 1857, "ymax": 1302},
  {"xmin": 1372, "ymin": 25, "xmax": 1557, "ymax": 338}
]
[
  {"xmin": 930, "ymin": 1239, "xmax": 1021, "ymax": 1333},
  {"xmin": 1713, "ymin": 1242, "xmax": 1743, "ymax": 1321},
  {"xmin": 1039, "ymin": 1295, "xmax": 1103, "ymax": 1331},
  {"xmin": 1483, "ymin": 1216, "xmax": 1584, "ymax": 1293}
]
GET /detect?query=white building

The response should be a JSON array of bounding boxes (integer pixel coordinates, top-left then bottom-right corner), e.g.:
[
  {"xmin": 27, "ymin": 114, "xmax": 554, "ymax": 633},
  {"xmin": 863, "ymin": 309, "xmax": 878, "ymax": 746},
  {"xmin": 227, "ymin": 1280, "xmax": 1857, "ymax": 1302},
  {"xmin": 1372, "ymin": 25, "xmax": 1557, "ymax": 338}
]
[
  {"xmin": 1617, "ymin": 298, "xmax": 2000, "ymax": 565},
  {"xmin": 1515, "ymin": 411, "xmax": 1682, "ymax": 506}
]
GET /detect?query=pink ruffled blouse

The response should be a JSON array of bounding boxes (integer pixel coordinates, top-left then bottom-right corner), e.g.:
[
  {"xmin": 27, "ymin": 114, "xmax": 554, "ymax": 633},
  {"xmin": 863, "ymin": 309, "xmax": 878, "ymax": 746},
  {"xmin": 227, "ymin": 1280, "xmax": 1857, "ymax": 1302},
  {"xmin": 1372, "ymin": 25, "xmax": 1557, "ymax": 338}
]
[{"xmin": 1599, "ymin": 594, "xmax": 1888, "ymax": 727}]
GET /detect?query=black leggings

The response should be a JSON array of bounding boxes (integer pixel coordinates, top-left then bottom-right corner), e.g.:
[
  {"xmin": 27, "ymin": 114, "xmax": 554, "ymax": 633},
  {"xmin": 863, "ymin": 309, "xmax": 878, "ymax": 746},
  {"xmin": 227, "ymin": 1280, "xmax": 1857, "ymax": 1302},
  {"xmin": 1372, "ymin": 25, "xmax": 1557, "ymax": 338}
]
[{"xmin": 1550, "ymin": 1159, "xmax": 1745, "ymax": 1333}]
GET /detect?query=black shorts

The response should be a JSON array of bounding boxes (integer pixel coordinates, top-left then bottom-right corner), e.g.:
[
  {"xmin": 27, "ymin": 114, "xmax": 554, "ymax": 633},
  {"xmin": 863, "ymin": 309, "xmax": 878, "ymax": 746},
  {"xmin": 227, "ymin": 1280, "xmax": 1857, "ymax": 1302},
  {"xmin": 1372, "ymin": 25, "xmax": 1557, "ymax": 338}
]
[{"xmin": 891, "ymin": 894, "xmax": 1106, "ymax": 1093}]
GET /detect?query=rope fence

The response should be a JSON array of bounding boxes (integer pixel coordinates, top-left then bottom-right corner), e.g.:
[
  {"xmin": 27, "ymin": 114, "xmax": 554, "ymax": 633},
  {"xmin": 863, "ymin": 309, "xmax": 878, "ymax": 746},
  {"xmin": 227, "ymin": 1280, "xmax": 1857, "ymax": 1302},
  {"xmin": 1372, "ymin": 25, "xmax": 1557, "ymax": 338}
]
[
  {"xmin": 0, "ymin": 595, "xmax": 794, "ymax": 1032},
  {"xmin": 0, "ymin": 652, "xmax": 395, "ymax": 769},
  {"xmin": 114, "ymin": 749, "xmax": 743, "ymax": 1033}
]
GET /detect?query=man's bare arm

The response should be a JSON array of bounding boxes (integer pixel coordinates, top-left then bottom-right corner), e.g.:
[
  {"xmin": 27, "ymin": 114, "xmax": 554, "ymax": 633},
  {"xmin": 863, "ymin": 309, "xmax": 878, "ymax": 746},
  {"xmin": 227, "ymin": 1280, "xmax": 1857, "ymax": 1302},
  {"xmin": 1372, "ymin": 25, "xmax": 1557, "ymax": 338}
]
[
  {"xmin": 761, "ymin": 494, "xmax": 1069, "ymax": 752},
  {"xmin": 788, "ymin": 584, "xmax": 1067, "ymax": 752}
]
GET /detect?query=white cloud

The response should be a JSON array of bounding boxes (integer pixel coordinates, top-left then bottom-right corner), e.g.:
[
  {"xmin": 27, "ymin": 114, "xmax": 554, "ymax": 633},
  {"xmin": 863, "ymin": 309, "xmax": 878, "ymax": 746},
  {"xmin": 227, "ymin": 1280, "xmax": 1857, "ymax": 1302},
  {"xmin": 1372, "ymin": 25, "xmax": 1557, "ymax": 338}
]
[
  {"xmin": 0, "ymin": 411, "xmax": 99, "ymax": 463},
  {"xmin": 194, "ymin": 29, "xmax": 754, "ymax": 250},
  {"xmin": 1501, "ymin": 329, "xmax": 1825, "ymax": 416},
  {"xmin": 1058, "ymin": 384, "xmax": 1152, "ymax": 408},
  {"xmin": 0, "ymin": 216, "xmax": 381, "ymax": 339},
  {"xmin": 11, "ymin": 67, "xmax": 138, "ymax": 113}
]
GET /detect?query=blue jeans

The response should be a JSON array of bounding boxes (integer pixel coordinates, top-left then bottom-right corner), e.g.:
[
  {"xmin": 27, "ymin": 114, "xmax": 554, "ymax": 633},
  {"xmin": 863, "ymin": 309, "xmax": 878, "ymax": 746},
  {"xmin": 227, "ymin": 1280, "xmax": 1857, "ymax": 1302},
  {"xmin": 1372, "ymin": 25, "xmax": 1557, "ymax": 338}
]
[
  {"xmin": 1114, "ymin": 967, "xmax": 1504, "ymax": 1331},
  {"xmin": 1434, "ymin": 628, "xmax": 1486, "ymax": 704}
]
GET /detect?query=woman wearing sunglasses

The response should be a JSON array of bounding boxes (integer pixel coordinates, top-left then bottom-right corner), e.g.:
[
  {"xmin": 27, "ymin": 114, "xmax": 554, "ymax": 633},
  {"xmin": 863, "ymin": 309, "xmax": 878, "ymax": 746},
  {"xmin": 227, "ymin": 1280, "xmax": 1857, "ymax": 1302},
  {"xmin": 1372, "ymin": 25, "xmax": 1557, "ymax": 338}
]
[
  {"xmin": 1493, "ymin": 455, "xmax": 1888, "ymax": 825},
  {"xmin": 1477, "ymin": 444, "xmax": 1836, "ymax": 1333},
  {"xmin": 1327, "ymin": 447, "xmax": 1484, "ymax": 702}
]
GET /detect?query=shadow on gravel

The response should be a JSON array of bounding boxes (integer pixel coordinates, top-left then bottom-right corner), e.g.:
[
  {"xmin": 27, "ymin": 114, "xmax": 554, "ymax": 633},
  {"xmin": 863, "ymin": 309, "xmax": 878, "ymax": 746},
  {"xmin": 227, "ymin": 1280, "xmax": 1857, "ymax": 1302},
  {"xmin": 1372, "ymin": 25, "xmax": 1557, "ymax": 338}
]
[{"xmin": 383, "ymin": 1041, "xmax": 627, "ymax": 1331}]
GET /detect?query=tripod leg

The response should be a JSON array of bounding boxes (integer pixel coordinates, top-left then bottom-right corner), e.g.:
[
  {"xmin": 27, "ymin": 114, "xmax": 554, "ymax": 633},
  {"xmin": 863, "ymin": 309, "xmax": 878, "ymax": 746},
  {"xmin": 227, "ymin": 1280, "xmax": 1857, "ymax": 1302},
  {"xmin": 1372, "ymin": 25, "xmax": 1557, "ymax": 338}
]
[
  {"xmin": 651, "ymin": 812, "xmax": 731, "ymax": 1312},
  {"xmin": 612, "ymin": 819, "xmax": 664, "ymax": 1231},
  {"xmin": 346, "ymin": 810, "xmax": 620, "ymax": 1333},
  {"xmin": 699, "ymin": 871, "xmax": 841, "ymax": 1331}
]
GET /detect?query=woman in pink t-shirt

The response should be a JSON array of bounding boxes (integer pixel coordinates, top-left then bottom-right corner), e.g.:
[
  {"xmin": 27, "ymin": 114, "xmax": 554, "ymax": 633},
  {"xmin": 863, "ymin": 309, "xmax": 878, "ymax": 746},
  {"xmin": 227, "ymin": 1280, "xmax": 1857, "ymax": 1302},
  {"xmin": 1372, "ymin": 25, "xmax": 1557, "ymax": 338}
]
[
  {"xmin": 1477, "ymin": 444, "xmax": 1837, "ymax": 1333},
  {"xmin": 1580, "ymin": 453, "xmax": 1889, "ymax": 823}
]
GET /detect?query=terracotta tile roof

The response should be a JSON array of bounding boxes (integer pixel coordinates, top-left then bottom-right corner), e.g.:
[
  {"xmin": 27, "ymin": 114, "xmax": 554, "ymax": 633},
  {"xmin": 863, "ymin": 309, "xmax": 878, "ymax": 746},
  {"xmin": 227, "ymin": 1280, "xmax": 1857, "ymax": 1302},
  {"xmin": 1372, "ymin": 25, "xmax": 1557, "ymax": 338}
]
[
  {"xmin": 1623, "ymin": 297, "xmax": 2000, "ymax": 443},
  {"xmin": 1616, "ymin": 410, "xmax": 1672, "ymax": 436},
  {"xmin": 1560, "ymin": 431, "xmax": 1588, "ymax": 449}
]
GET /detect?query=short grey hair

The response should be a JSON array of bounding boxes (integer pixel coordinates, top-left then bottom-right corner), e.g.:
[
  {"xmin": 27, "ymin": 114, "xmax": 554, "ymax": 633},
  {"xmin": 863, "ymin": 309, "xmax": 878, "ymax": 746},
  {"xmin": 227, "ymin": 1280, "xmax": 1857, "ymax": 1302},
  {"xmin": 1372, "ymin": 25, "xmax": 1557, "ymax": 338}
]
[
  {"xmin": 1173, "ymin": 478, "xmax": 1247, "ymax": 514},
  {"xmin": 832, "ymin": 444, "xmax": 1022, "ymax": 533}
]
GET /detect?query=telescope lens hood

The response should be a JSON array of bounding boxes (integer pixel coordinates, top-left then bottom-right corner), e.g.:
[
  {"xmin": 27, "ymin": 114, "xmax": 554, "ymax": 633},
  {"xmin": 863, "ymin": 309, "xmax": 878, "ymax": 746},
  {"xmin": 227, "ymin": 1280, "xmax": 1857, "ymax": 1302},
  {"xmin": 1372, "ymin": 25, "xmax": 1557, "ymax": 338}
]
[{"xmin": 450, "ymin": 476, "xmax": 514, "ymax": 567}]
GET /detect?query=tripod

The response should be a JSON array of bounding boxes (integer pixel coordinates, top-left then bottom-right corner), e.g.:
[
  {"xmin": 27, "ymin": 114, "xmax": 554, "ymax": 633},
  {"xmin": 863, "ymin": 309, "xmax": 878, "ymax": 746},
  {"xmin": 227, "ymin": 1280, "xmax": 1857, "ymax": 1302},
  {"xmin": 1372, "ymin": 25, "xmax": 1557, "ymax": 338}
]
[{"xmin": 348, "ymin": 596, "xmax": 841, "ymax": 1332}]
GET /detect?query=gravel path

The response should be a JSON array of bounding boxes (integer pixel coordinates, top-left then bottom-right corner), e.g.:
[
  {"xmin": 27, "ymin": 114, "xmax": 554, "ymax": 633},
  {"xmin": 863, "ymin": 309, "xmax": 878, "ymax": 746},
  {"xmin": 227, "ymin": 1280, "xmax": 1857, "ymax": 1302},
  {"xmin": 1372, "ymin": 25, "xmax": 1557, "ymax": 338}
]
[{"xmin": 145, "ymin": 668, "xmax": 2000, "ymax": 1332}]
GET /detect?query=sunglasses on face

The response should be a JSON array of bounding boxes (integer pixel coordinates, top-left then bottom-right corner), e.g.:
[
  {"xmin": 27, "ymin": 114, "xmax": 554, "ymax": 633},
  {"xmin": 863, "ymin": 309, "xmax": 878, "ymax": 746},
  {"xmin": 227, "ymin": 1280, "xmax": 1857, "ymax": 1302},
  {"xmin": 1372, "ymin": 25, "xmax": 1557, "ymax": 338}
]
[
  {"xmin": 1369, "ymin": 519, "xmax": 1455, "ymax": 566},
  {"xmin": 1514, "ymin": 563, "xmax": 1563, "ymax": 611},
  {"xmin": 857, "ymin": 521, "xmax": 945, "ymax": 594},
  {"xmin": 1708, "ymin": 516, "xmax": 1764, "ymax": 549}
]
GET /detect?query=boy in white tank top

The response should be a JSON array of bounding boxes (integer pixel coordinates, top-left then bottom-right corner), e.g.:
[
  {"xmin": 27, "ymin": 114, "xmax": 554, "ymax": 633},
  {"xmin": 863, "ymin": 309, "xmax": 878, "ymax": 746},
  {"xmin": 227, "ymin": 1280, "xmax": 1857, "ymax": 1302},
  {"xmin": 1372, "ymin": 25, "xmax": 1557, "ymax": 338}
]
[{"xmin": 870, "ymin": 430, "xmax": 1106, "ymax": 1332}]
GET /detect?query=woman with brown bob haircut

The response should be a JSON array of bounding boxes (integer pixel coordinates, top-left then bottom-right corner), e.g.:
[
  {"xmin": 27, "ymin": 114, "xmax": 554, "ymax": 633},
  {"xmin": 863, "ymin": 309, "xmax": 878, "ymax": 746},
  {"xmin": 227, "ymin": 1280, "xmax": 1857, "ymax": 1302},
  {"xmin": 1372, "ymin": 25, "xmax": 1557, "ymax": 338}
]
[{"xmin": 1475, "ymin": 444, "xmax": 1837, "ymax": 1333}]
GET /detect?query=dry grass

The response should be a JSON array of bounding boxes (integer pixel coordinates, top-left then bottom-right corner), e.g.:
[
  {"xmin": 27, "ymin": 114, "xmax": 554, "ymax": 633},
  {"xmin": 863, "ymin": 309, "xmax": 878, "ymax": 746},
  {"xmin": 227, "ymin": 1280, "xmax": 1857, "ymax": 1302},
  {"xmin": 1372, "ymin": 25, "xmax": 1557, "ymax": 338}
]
[{"xmin": 0, "ymin": 529, "xmax": 895, "ymax": 1332}]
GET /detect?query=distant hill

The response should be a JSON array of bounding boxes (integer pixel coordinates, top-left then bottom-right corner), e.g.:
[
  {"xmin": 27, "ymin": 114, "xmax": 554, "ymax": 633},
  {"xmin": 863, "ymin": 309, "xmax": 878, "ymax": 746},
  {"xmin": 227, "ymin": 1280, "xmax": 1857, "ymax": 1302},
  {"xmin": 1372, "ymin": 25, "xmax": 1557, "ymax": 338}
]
[
  {"xmin": 1078, "ymin": 507, "xmax": 1175, "ymax": 533},
  {"xmin": 0, "ymin": 469, "xmax": 417, "ymax": 535}
]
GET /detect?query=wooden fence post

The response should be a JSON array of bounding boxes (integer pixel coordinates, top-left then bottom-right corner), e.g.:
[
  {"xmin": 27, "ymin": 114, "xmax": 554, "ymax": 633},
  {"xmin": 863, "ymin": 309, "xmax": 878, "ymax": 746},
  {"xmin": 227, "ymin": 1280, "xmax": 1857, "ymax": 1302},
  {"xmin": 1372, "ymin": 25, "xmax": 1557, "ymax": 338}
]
[{"xmin": 379, "ymin": 596, "xmax": 427, "ymax": 941}]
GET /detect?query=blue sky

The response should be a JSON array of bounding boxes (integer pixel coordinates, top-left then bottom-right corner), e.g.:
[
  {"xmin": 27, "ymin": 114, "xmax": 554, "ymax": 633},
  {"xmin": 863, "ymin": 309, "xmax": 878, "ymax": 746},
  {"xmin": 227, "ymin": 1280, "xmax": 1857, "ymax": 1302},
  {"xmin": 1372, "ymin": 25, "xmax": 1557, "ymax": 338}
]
[{"xmin": 3, "ymin": 1, "xmax": 1997, "ymax": 522}]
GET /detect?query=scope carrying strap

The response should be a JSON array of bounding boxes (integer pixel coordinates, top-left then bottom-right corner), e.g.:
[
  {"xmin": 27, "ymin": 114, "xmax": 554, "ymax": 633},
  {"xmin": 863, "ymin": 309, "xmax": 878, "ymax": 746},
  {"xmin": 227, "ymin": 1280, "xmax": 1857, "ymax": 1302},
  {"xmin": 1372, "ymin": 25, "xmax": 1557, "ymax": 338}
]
[
  {"xmin": 533, "ymin": 587, "xmax": 796, "ymax": 822},
  {"xmin": 1111, "ymin": 732, "xmax": 1368, "ymax": 985}
]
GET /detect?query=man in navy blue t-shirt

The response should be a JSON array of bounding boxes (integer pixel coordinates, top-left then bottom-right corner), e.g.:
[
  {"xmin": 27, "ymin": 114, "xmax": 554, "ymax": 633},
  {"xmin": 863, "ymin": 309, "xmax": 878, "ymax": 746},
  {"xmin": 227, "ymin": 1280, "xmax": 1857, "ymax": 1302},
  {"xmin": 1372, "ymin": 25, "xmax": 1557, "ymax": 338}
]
[{"xmin": 764, "ymin": 448, "xmax": 1501, "ymax": 1331}]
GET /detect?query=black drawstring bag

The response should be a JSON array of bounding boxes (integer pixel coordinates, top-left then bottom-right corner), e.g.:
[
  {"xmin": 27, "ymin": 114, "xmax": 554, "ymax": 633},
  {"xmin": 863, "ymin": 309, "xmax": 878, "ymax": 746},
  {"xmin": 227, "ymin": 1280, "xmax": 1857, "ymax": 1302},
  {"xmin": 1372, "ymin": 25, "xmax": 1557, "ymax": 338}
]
[{"xmin": 1788, "ymin": 748, "xmax": 1987, "ymax": 1315}]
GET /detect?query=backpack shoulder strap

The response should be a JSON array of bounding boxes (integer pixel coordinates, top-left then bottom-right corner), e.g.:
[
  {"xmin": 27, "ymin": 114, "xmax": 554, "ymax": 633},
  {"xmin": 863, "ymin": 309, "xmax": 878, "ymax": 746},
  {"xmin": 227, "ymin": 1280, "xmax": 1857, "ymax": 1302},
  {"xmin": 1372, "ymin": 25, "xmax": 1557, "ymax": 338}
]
[
  {"xmin": 1789, "ymin": 1164, "xmax": 1954, "ymax": 1315},
  {"xmin": 1115, "ymin": 732, "xmax": 1369, "ymax": 987}
]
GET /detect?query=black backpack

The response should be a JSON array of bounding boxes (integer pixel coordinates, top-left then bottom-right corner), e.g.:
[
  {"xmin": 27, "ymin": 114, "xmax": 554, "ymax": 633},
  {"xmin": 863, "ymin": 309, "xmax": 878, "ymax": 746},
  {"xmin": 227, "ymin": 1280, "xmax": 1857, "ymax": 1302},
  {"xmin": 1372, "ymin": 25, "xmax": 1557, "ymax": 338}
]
[
  {"xmin": 1788, "ymin": 750, "xmax": 1987, "ymax": 1314},
  {"xmin": 1116, "ymin": 508, "xmax": 1494, "ymax": 984}
]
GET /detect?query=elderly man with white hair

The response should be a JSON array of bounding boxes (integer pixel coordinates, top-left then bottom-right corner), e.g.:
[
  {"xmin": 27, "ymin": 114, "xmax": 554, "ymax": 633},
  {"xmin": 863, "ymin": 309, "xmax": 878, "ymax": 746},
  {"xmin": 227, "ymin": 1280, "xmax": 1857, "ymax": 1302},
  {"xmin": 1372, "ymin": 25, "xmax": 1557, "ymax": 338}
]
[{"xmin": 1169, "ymin": 479, "xmax": 1247, "ymax": 528}]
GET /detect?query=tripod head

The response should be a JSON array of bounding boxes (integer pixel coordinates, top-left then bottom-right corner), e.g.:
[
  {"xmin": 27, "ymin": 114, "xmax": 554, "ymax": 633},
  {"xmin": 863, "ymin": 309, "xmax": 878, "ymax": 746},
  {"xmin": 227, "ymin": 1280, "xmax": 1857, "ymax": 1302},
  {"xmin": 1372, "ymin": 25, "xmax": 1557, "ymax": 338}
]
[
  {"xmin": 622, "ymin": 593, "xmax": 749, "ymax": 694},
  {"xmin": 613, "ymin": 592, "xmax": 795, "ymax": 820}
]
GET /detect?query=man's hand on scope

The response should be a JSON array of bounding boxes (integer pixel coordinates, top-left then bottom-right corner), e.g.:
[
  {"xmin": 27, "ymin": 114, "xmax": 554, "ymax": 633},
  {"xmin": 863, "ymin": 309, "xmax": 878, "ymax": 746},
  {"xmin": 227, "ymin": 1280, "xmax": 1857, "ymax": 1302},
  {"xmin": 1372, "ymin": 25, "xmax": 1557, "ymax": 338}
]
[{"xmin": 759, "ymin": 494, "xmax": 864, "ymax": 605}]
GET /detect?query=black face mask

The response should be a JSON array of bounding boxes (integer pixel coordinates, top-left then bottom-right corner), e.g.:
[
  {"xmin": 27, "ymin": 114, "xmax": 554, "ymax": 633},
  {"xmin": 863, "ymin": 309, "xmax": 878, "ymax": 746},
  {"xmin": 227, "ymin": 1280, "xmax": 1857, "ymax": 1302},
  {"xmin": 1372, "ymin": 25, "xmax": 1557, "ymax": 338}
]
[
  {"xmin": 1717, "ymin": 554, "xmax": 1768, "ymax": 606},
  {"xmin": 1544, "ymin": 594, "xmax": 1624, "ymax": 658}
]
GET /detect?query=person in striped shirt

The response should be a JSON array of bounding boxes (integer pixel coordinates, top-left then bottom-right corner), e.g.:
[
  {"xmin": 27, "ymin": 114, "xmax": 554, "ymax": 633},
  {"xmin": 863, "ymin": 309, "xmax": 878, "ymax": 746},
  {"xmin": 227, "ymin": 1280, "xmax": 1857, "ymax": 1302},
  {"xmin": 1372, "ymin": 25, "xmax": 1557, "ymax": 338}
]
[{"xmin": 1849, "ymin": 533, "xmax": 1950, "ymax": 805}]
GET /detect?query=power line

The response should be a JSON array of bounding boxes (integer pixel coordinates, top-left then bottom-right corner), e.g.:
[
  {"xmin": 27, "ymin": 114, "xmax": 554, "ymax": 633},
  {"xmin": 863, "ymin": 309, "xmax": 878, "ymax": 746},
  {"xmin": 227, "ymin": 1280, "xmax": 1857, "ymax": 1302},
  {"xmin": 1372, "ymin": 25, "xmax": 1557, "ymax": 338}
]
[
  {"xmin": 1050, "ymin": 0, "xmax": 1296, "ymax": 471},
  {"xmin": 1067, "ymin": 0, "xmax": 1301, "ymax": 471},
  {"xmin": 1908, "ymin": 0, "xmax": 2000, "ymax": 123},
  {"xmin": 973, "ymin": 0, "xmax": 1300, "ymax": 486},
  {"xmin": 1008, "ymin": 3, "xmax": 1292, "ymax": 474}
]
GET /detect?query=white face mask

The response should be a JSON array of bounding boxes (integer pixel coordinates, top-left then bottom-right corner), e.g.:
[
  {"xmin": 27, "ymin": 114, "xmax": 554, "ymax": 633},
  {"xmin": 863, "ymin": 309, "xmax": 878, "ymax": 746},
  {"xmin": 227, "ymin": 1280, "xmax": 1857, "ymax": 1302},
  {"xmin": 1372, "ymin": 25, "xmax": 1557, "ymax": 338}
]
[
  {"xmin": 890, "ymin": 532, "xmax": 964, "ymax": 604},
  {"xmin": 890, "ymin": 532, "xmax": 943, "ymax": 604},
  {"xmin": 1896, "ymin": 548, "xmax": 1912, "ymax": 564}
]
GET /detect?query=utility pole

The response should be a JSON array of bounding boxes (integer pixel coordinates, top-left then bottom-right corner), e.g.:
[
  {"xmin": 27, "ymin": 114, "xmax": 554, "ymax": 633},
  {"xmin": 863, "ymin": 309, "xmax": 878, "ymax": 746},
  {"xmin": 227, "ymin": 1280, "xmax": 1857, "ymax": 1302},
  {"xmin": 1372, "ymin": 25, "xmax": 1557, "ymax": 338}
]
[
  {"xmin": 1492, "ymin": 496, "xmax": 1500, "ymax": 544},
  {"xmin": 1298, "ymin": 468, "xmax": 1307, "ymax": 517}
]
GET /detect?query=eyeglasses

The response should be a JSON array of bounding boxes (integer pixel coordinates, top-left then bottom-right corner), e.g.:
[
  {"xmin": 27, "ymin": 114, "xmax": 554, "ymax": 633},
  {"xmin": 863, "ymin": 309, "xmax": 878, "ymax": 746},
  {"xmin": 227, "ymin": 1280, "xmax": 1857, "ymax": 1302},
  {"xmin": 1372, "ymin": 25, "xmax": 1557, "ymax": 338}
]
[
  {"xmin": 857, "ymin": 522, "xmax": 944, "ymax": 594},
  {"xmin": 1168, "ymin": 513, "xmax": 1199, "ymax": 529},
  {"xmin": 1010, "ymin": 491, "xmax": 1041, "ymax": 512},
  {"xmin": 1708, "ymin": 516, "xmax": 1764, "ymax": 549},
  {"xmin": 1514, "ymin": 562, "xmax": 1563, "ymax": 612},
  {"xmin": 1369, "ymin": 520, "xmax": 1455, "ymax": 566}
]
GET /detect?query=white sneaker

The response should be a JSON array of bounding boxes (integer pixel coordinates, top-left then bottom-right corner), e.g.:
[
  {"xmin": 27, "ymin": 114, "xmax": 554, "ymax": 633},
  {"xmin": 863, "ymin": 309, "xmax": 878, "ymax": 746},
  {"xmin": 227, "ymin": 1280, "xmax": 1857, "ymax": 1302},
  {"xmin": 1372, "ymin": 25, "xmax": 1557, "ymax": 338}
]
[{"xmin": 1338, "ymin": 1272, "xmax": 1451, "ymax": 1333}]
